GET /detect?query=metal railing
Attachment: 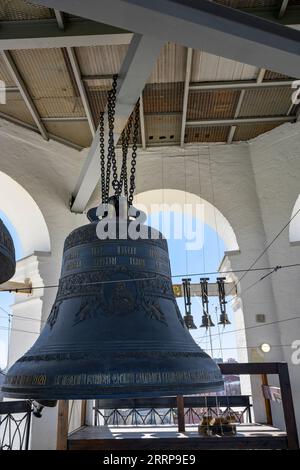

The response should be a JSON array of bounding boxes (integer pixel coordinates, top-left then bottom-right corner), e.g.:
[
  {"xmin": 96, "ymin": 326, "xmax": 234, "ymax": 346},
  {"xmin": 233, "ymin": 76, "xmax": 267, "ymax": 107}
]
[
  {"xmin": 94, "ymin": 395, "xmax": 252, "ymax": 426},
  {"xmin": 0, "ymin": 400, "xmax": 32, "ymax": 450}
]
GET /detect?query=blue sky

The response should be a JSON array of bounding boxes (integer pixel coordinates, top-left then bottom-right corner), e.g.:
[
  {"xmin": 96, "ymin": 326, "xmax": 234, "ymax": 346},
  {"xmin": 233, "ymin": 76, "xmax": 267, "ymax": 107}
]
[{"xmin": 0, "ymin": 209, "xmax": 237, "ymax": 369}]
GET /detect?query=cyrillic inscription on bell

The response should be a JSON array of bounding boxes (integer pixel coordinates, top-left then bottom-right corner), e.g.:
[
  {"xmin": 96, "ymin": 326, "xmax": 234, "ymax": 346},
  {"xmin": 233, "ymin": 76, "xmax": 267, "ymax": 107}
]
[{"xmin": 3, "ymin": 208, "xmax": 223, "ymax": 399}]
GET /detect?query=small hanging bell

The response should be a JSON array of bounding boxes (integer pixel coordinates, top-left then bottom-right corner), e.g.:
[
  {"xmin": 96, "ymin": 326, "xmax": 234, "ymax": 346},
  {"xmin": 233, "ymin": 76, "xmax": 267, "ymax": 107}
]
[
  {"xmin": 183, "ymin": 314, "xmax": 197, "ymax": 330},
  {"xmin": 182, "ymin": 278, "xmax": 197, "ymax": 329},
  {"xmin": 200, "ymin": 314, "xmax": 215, "ymax": 329},
  {"xmin": 218, "ymin": 313, "xmax": 231, "ymax": 326}
]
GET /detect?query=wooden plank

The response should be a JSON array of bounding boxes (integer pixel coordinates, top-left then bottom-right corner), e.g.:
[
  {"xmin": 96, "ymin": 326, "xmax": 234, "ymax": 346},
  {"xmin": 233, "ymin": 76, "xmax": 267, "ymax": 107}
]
[
  {"xmin": 261, "ymin": 374, "xmax": 273, "ymax": 425},
  {"xmin": 219, "ymin": 362, "xmax": 280, "ymax": 376},
  {"xmin": 68, "ymin": 424, "xmax": 288, "ymax": 450},
  {"xmin": 95, "ymin": 395, "xmax": 251, "ymax": 410},
  {"xmin": 277, "ymin": 363, "xmax": 299, "ymax": 450},
  {"xmin": 176, "ymin": 395, "xmax": 185, "ymax": 433},
  {"xmin": 81, "ymin": 400, "xmax": 87, "ymax": 427},
  {"xmin": 56, "ymin": 400, "xmax": 69, "ymax": 450}
]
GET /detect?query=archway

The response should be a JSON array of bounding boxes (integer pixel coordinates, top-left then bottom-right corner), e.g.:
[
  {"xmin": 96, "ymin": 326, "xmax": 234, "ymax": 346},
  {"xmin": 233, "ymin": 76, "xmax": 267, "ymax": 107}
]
[
  {"xmin": 134, "ymin": 189, "xmax": 239, "ymax": 253},
  {"xmin": 135, "ymin": 189, "xmax": 241, "ymax": 364},
  {"xmin": 0, "ymin": 171, "xmax": 51, "ymax": 371},
  {"xmin": 0, "ymin": 171, "xmax": 51, "ymax": 257}
]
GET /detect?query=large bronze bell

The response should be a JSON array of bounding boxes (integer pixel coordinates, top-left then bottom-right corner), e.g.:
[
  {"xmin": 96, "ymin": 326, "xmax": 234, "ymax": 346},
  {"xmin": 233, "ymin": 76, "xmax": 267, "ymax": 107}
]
[
  {"xmin": 0, "ymin": 218, "xmax": 16, "ymax": 284},
  {"xmin": 2, "ymin": 204, "xmax": 223, "ymax": 399}
]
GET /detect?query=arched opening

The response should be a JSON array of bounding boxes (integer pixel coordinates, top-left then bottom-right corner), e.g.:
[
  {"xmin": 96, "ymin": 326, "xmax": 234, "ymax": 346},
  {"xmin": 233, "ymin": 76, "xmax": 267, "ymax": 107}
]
[
  {"xmin": 0, "ymin": 171, "xmax": 51, "ymax": 372},
  {"xmin": 0, "ymin": 171, "xmax": 51, "ymax": 257},
  {"xmin": 135, "ymin": 189, "xmax": 239, "ymax": 253},
  {"xmin": 134, "ymin": 189, "xmax": 241, "ymax": 384}
]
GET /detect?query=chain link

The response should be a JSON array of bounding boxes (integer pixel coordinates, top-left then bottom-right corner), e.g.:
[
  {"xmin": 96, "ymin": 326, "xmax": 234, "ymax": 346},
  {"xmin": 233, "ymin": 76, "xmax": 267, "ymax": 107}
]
[
  {"xmin": 99, "ymin": 75, "xmax": 140, "ymax": 204},
  {"xmin": 128, "ymin": 99, "xmax": 140, "ymax": 205},
  {"xmin": 120, "ymin": 114, "xmax": 133, "ymax": 197},
  {"xmin": 106, "ymin": 75, "xmax": 119, "ymax": 200},
  {"xmin": 99, "ymin": 112, "xmax": 106, "ymax": 203}
]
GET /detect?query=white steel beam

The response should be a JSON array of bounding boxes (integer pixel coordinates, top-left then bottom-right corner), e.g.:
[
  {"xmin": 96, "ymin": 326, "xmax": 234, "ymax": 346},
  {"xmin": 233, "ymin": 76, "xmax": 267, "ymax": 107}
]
[
  {"xmin": 180, "ymin": 47, "xmax": 193, "ymax": 147},
  {"xmin": 66, "ymin": 47, "xmax": 96, "ymax": 136},
  {"xmin": 279, "ymin": 0, "xmax": 290, "ymax": 19},
  {"xmin": 30, "ymin": 0, "xmax": 300, "ymax": 78},
  {"xmin": 70, "ymin": 33, "xmax": 163, "ymax": 213},
  {"xmin": 1, "ymin": 50, "xmax": 48, "ymax": 140},
  {"xmin": 187, "ymin": 116, "xmax": 295, "ymax": 127},
  {"xmin": 0, "ymin": 18, "xmax": 132, "ymax": 50},
  {"xmin": 54, "ymin": 10, "xmax": 65, "ymax": 30},
  {"xmin": 189, "ymin": 79, "xmax": 294, "ymax": 91}
]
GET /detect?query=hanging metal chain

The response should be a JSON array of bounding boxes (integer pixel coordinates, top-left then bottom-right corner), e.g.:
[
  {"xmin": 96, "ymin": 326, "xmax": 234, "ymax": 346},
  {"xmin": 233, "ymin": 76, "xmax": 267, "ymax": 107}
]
[
  {"xmin": 106, "ymin": 75, "xmax": 119, "ymax": 200},
  {"xmin": 99, "ymin": 112, "xmax": 106, "ymax": 203},
  {"xmin": 119, "ymin": 114, "xmax": 133, "ymax": 197},
  {"xmin": 128, "ymin": 99, "xmax": 140, "ymax": 205},
  {"xmin": 98, "ymin": 76, "xmax": 140, "ymax": 205}
]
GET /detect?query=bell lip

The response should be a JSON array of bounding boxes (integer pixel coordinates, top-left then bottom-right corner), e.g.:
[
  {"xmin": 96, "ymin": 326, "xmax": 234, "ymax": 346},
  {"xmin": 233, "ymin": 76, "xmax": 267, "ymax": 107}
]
[{"xmin": 1, "ymin": 381, "xmax": 224, "ymax": 400}]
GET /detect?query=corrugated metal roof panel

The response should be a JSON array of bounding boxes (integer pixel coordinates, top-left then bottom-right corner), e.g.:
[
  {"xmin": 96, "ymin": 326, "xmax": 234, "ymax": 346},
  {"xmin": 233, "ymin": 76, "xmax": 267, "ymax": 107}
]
[
  {"xmin": 33, "ymin": 97, "xmax": 85, "ymax": 118},
  {"xmin": 11, "ymin": 48, "xmax": 77, "ymax": 99},
  {"xmin": 191, "ymin": 50, "xmax": 258, "ymax": 82},
  {"xmin": 234, "ymin": 122, "xmax": 284, "ymax": 141},
  {"xmin": 0, "ymin": 90, "xmax": 35, "ymax": 124},
  {"xmin": 145, "ymin": 114, "xmax": 181, "ymax": 144},
  {"xmin": 0, "ymin": 56, "xmax": 14, "ymax": 85},
  {"xmin": 148, "ymin": 43, "xmax": 186, "ymax": 84},
  {"xmin": 10, "ymin": 48, "xmax": 86, "ymax": 118},
  {"xmin": 85, "ymin": 86, "xmax": 108, "ymax": 125},
  {"xmin": 75, "ymin": 45, "xmax": 128, "ymax": 76},
  {"xmin": 0, "ymin": 0, "xmax": 54, "ymax": 20},
  {"xmin": 239, "ymin": 87, "xmax": 293, "ymax": 117},
  {"xmin": 185, "ymin": 126, "xmax": 229, "ymax": 143},
  {"xmin": 264, "ymin": 70, "xmax": 295, "ymax": 80},
  {"xmin": 45, "ymin": 120, "xmax": 92, "ymax": 148},
  {"xmin": 187, "ymin": 89, "xmax": 240, "ymax": 120},
  {"xmin": 143, "ymin": 83, "xmax": 184, "ymax": 114}
]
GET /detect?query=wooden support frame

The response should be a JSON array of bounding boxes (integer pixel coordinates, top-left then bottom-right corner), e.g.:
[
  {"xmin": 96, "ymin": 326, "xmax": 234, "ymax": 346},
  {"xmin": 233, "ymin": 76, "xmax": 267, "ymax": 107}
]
[
  {"xmin": 219, "ymin": 362, "xmax": 299, "ymax": 450},
  {"xmin": 176, "ymin": 395, "xmax": 185, "ymax": 433},
  {"xmin": 56, "ymin": 400, "xmax": 69, "ymax": 450}
]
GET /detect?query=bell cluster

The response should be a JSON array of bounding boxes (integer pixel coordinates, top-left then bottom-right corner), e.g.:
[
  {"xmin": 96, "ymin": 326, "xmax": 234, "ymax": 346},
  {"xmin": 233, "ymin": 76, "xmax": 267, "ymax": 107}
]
[{"xmin": 182, "ymin": 277, "xmax": 231, "ymax": 330}]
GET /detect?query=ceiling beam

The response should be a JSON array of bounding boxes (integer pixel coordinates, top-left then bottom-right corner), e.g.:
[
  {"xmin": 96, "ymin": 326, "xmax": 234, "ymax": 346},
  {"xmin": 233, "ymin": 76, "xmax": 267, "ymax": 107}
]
[
  {"xmin": 70, "ymin": 33, "xmax": 163, "ymax": 213},
  {"xmin": 278, "ymin": 0, "xmax": 290, "ymax": 19},
  {"xmin": 190, "ymin": 79, "xmax": 294, "ymax": 91},
  {"xmin": 1, "ymin": 50, "xmax": 48, "ymax": 140},
  {"xmin": 65, "ymin": 47, "xmax": 96, "ymax": 136},
  {"xmin": 54, "ymin": 10, "xmax": 65, "ymax": 31},
  {"xmin": 30, "ymin": 0, "xmax": 300, "ymax": 78},
  {"xmin": 186, "ymin": 116, "xmax": 295, "ymax": 127},
  {"xmin": 0, "ymin": 18, "xmax": 132, "ymax": 50},
  {"xmin": 180, "ymin": 47, "xmax": 193, "ymax": 147}
]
